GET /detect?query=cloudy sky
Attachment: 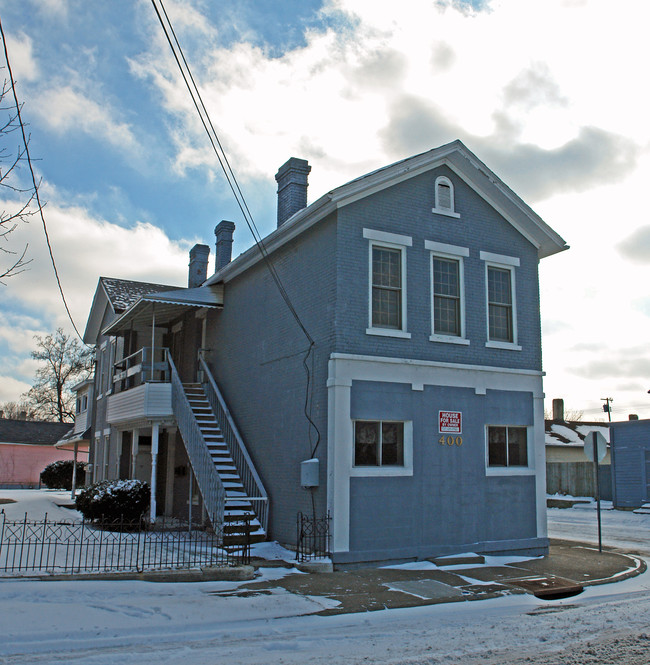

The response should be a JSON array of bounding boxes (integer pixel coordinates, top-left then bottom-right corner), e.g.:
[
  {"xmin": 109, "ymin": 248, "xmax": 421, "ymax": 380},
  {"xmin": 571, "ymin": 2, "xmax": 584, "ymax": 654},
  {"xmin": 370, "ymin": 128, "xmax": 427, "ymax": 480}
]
[{"xmin": 1, "ymin": 0, "xmax": 649, "ymax": 421}]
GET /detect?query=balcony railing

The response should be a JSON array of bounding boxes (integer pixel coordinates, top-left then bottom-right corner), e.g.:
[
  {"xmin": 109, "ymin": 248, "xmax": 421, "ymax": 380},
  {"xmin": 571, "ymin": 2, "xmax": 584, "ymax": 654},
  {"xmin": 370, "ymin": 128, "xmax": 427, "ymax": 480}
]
[{"xmin": 113, "ymin": 347, "xmax": 170, "ymax": 393}]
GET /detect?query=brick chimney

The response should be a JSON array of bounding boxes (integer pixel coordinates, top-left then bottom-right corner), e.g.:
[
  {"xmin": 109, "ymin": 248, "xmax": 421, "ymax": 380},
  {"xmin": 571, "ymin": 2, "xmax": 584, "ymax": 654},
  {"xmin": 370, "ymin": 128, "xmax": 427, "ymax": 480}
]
[
  {"xmin": 214, "ymin": 220, "xmax": 236, "ymax": 272},
  {"xmin": 188, "ymin": 244, "xmax": 210, "ymax": 288},
  {"xmin": 275, "ymin": 157, "xmax": 311, "ymax": 227},
  {"xmin": 552, "ymin": 398, "xmax": 564, "ymax": 422}
]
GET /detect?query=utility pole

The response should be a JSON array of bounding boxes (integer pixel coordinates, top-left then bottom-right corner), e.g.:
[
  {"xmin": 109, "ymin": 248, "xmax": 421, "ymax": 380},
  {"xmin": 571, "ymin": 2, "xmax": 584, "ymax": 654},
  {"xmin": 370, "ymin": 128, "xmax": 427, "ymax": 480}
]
[{"xmin": 601, "ymin": 397, "xmax": 613, "ymax": 422}]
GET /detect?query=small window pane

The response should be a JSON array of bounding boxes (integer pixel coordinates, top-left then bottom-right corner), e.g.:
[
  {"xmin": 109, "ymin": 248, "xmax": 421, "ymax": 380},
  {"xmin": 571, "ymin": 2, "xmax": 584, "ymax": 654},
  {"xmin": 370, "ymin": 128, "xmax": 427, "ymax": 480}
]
[
  {"xmin": 355, "ymin": 422, "xmax": 379, "ymax": 466},
  {"xmin": 437, "ymin": 183, "xmax": 451, "ymax": 209},
  {"xmin": 488, "ymin": 427, "xmax": 507, "ymax": 466},
  {"xmin": 381, "ymin": 422, "xmax": 404, "ymax": 466},
  {"xmin": 507, "ymin": 427, "xmax": 528, "ymax": 466}
]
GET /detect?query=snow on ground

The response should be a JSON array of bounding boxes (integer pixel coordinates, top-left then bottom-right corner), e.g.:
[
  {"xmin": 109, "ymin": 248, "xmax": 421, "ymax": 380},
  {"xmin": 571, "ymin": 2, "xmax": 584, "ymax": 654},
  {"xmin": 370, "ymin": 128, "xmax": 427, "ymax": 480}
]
[
  {"xmin": 1, "ymin": 490, "xmax": 649, "ymax": 664},
  {"xmin": 548, "ymin": 498, "xmax": 650, "ymax": 556},
  {"xmin": 0, "ymin": 489, "xmax": 82, "ymax": 522}
]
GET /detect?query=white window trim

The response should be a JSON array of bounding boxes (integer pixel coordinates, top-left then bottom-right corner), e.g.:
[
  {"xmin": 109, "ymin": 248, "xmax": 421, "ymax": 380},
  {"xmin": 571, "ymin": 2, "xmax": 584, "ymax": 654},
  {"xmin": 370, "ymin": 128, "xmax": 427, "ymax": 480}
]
[
  {"xmin": 432, "ymin": 176, "xmax": 460, "ymax": 218},
  {"xmin": 350, "ymin": 420, "xmax": 413, "ymax": 477},
  {"xmin": 485, "ymin": 425, "xmax": 535, "ymax": 477},
  {"xmin": 481, "ymin": 252, "xmax": 521, "ymax": 350},
  {"xmin": 364, "ymin": 228, "xmax": 411, "ymax": 339},
  {"xmin": 427, "ymin": 240, "xmax": 469, "ymax": 345}
]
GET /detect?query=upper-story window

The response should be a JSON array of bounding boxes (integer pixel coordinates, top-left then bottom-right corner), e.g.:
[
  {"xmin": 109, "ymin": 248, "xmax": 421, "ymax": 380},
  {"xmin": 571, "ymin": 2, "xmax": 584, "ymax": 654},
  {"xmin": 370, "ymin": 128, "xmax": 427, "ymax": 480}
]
[
  {"xmin": 487, "ymin": 266, "xmax": 513, "ymax": 342},
  {"xmin": 426, "ymin": 240, "xmax": 469, "ymax": 345},
  {"xmin": 432, "ymin": 176, "xmax": 460, "ymax": 218},
  {"xmin": 363, "ymin": 229, "xmax": 412, "ymax": 339},
  {"xmin": 481, "ymin": 251, "xmax": 521, "ymax": 351}
]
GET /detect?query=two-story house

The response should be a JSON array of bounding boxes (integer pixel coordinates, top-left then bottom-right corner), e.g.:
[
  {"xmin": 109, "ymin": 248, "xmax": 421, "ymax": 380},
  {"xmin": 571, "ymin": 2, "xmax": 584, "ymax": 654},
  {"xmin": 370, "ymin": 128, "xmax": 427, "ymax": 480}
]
[{"xmin": 82, "ymin": 140, "xmax": 567, "ymax": 567}]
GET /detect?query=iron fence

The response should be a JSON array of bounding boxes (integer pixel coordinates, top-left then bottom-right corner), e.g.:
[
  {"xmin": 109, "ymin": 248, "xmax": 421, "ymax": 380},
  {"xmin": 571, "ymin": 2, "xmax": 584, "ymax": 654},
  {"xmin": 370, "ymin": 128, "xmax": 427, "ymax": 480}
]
[
  {"xmin": 0, "ymin": 511, "xmax": 252, "ymax": 575},
  {"xmin": 296, "ymin": 511, "xmax": 331, "ymax": 562}
]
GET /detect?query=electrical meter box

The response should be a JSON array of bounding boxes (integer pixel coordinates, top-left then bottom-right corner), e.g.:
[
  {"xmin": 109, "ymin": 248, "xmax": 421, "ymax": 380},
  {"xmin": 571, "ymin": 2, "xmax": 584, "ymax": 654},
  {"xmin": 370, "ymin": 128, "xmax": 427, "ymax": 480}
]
[{"xmin": 300, "ymin": 458, "xmax": 319, "ymax": 488}]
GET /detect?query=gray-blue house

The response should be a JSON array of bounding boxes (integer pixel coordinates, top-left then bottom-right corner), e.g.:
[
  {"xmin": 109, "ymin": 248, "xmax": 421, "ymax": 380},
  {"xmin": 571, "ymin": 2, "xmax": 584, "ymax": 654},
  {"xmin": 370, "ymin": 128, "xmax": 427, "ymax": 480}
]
[{"xmin": 82, "ymin": 140, "xmax": 568, "ymax": 567}]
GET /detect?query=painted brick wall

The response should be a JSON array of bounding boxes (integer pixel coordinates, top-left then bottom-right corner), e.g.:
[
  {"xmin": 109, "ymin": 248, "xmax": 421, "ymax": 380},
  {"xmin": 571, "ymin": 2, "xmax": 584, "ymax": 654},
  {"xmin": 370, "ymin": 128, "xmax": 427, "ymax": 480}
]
[
  {"xmin": 335, "ymin": 165, "xmax": 542, "ymax": 370},
  {"xmin": 204, "ymin": 215, "xmax": 337, "ymax": 544},
  {"xmin": 349, "ymin": 381, "xmax": 537, "ymax": 558}
]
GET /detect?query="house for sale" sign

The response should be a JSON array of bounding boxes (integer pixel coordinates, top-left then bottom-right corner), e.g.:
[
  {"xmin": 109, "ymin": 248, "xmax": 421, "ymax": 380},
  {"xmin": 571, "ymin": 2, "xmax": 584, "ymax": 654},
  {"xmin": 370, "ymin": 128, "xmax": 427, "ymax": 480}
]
[{"xmin": 439, "ymin": 411, "xmax": 462, "ymax": 433}]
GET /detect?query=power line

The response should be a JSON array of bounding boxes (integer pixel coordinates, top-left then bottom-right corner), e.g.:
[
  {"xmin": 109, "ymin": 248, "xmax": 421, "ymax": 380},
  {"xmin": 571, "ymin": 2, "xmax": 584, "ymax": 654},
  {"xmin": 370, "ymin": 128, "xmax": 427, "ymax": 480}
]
[
  {"xmin": 150, "ymin": 0, "xmax": 321, "ymax": 455},
  {"xmin": 0, "ymin": 16, "xmax": 85, "ymax": 343}
]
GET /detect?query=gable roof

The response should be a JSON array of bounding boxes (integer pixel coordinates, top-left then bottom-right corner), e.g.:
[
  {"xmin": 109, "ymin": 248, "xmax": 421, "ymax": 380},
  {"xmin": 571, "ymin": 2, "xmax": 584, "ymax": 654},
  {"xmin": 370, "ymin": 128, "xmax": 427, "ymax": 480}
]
[
  {"xmin": 83, "ymin": 277, "xmax": 181, "ymax": 343},
  {"xmin": 206, "ymin": 140, "xmax": 568, "ymax": 286},
  {"xmin": 0, "ymin": 419, "xmax": 72, "ymax": 446}
]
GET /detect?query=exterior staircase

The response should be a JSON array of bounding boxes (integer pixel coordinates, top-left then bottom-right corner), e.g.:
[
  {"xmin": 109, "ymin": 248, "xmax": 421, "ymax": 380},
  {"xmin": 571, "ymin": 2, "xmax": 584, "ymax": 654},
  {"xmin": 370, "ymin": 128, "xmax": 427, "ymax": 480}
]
[{"xmin": 183, "ymin": 383, "xmax": 266, "ymax": 552}]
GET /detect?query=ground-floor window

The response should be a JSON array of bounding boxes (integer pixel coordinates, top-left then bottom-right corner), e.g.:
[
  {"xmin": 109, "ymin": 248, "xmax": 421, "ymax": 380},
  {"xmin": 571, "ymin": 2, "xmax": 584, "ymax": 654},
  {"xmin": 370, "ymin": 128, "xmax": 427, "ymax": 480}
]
[
  {"xmin": 487, "ymin": 426, "xmax": 528, "ymax": 467},
  {"xmin": 354, "ymin": 420, "xmax": 404, "ymax": 466}
]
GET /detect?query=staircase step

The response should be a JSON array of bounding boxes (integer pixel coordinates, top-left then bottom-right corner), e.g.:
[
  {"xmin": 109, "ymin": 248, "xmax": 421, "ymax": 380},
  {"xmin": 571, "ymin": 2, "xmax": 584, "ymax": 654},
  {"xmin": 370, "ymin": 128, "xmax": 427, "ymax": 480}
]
[{"xmin": 182, "ymin": 382, "xmax": 267, "ymax": 543}]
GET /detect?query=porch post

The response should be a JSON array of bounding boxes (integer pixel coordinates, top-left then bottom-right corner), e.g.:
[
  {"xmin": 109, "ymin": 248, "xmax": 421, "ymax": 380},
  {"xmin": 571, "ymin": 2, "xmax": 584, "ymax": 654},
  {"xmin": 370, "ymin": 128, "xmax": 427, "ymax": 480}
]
[
  {"xmin": 164, "ymin": 429, "xmax": 176, "ymax": 516},
  {"xmin": 70, "ymin": 441, "xmax": 78, "ymax": 500},
  {"xmin": 131, "ymin": 428, "xmax": 139, "ymax": 478},
  {"xmin": 150, "ymin": 422, "xmax": 160, "ymax": 522},
  {"xmin": 151, "ymin": 303, "xmax": 156, "ymax": 380}
]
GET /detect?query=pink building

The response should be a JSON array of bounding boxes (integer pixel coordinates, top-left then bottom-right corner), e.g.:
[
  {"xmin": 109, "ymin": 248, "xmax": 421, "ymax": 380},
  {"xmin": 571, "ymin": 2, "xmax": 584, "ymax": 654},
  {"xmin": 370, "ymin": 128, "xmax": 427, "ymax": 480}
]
[{"xmin": 0, "ymin": 419, "xmax": 85, "ymax": 488}]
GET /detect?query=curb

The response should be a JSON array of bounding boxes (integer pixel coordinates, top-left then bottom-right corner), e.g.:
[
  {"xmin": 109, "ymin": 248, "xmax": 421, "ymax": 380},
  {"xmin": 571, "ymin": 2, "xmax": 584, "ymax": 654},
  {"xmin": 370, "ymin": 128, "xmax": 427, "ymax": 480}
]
[{"xmin": 0, "ymin": 565, "xmax": 256, "ymax": 583}]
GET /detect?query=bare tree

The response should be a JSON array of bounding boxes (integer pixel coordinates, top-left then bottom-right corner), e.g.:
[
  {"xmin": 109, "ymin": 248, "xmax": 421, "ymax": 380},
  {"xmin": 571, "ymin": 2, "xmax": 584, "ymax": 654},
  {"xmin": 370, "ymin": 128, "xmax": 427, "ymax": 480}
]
[
  {"xmin": 0, "ymin": 400, "xmax": 38, "ymax": 420},
  {"xmin": 23, "ymin": 329, "xmax": 94, "ymax": 423},
  {"xmin": 0, "ymin": 68, "xmax": 37, "ymax": 284}
]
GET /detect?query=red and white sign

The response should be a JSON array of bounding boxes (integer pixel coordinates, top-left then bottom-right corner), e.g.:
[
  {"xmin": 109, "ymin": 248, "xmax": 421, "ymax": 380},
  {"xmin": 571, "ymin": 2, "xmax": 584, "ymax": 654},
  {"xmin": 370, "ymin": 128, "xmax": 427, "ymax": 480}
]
[{"xmin": 439, "ymin": 411, "xmax": 462, "ymax": 434}]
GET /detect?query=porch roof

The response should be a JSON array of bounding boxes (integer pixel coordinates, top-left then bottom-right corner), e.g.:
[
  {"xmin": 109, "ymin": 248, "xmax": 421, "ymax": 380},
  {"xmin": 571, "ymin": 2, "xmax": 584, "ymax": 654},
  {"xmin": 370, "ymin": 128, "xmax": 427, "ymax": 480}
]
[{"xmin": 102, "ymin": 285, "xmax": 224, "ymax": 335}]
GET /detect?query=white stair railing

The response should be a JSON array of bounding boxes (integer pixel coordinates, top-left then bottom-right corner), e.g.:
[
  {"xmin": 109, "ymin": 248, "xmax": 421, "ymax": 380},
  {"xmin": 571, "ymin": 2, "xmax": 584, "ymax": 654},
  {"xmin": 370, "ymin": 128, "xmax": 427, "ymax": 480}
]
[
  {"xmin": 199, "ymin": 355, "xmax": 268, "ymax": 533},
  {"xmin": 169, "ymin": 354, "xmax": 225, "ymax": 527}
]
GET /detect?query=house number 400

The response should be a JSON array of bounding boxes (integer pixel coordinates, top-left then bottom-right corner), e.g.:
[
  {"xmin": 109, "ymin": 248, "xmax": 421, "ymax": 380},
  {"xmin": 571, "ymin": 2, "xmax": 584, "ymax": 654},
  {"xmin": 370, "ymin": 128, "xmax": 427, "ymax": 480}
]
[{"xmin": 439, "ymin": 435, "xmax": 463, "ymax": 446}]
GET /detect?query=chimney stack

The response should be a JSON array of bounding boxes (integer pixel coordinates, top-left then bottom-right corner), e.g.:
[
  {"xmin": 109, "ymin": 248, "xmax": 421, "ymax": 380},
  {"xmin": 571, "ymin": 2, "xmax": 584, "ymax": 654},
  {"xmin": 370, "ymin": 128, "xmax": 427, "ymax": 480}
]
[
  {"xmin": 188, "ymin": 244, "xmax": 210, "ymax": 288},
  {"xmin": 629, "ymin": 414, "xmax": 639, "ymax": 420},
  {"xmin": 275, "ymin": 157, "xmax": 311, "ymax": 227},
  {"xmin": 214, "ymin": 220, "xmax": 236, "ymax": 272},
  {"xmin": 19, "ymin": 411, "xmax": 27, "ymax": 421},
  {"xmin": 552, "ymin": 398, "xmax": 565, "ymax": 422}
]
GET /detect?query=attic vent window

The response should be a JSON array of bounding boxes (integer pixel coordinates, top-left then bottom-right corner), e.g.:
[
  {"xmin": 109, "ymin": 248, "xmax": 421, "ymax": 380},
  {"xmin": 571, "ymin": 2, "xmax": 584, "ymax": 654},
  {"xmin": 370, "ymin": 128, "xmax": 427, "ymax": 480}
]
[{"xmin": 432, "ymin": 176, "xmax": 460, "ymax": 219}]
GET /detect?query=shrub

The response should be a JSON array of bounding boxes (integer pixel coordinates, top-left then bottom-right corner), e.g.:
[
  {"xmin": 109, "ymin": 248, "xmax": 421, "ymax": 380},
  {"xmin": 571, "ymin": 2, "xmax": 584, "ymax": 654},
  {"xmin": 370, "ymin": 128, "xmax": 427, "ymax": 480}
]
[
  {"xmin": 75, "ymin": 479, "xmax": 150, "ymax": 522},
  {"xmin": 40, "ymin": 460, "xmax": 86, "ymax": 490}
]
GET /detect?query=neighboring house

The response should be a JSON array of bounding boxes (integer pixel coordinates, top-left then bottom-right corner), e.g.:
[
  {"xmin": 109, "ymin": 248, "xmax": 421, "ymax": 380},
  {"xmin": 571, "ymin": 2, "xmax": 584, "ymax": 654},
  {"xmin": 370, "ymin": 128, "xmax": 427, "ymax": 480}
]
[
  {"xmin": 55, "ymin": 379, "xmax": 95, "ymax": 489},
  {"xmin": 0, "ymin": 418, "xmax": 79, "ymax": 488},
  {"xmin": 609, "ymin": 418, "xmax": 650, "ymax": 509},
  {"xmin": 80, "ymin": 140, "xmax": 568, "ymax": 566},
  {"xmin": 545, "ymin": 418, "xmax": 611, "ymax": 500}
]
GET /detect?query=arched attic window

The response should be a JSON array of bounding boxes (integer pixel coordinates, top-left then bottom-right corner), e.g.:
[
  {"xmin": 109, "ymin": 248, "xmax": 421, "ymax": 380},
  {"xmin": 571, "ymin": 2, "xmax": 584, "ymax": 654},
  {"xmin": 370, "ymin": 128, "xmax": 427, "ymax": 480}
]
[{"xmin": 432, "ymin": 176, "xmax": 460, "ymax": 218}]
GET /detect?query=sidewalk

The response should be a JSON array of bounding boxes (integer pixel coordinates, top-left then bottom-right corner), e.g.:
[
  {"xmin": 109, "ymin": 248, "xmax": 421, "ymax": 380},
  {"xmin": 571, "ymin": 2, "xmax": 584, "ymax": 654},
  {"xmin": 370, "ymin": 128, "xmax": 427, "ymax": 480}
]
[{"xmin": 228, "ymin": 539, "xmax": 646, "ymax": 615}]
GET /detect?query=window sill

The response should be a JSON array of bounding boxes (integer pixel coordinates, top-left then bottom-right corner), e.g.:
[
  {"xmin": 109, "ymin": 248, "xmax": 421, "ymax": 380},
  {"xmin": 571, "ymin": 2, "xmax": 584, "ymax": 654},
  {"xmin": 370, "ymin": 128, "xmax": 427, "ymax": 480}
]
[
  {"xmin": 350, "ymin": 465, "xmax": 413, "ymax": 477},
  {"xmin": 366, "ymin": 328, "xmax": 412, "ymax": 339},
  {"xmin": 485, "ymin": 341, "xmax": 522, "ymax": 351},
  {"xmin": 431, "ymin": 207, "xmax": 460, "ymax": 219},
  {"xmin": 430, "ymin": 334, "xmax": 470, "ymax": 346},
  {"xmin": 485, "ymin": 467, "xmax": 535, "ymax": 477}
]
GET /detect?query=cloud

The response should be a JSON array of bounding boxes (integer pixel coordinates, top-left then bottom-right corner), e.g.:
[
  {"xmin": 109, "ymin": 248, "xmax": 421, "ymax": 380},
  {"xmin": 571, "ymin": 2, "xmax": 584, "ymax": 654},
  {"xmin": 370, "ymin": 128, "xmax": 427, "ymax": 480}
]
[
  {"xmin": 4, "ymin": 32, "xmax": 38, "ymax": 82},
  {"xmin": 32, "ymin": 87, "xmax": 140, "ymax": 154},
  {"xmin": 475, "ymin": 127, "xmax": 640, "ymax": 201},
  {"xmin": 502, "ymin": 62, "xmax": 568, "ymax": 111},
  {"xmin": 569, "ymin": 348, "xmax": 650, "ymax": 381},
  {"xmin": 617, "ymin": 226, "xmax": 650, "ymax": 264},
  {"xmin": 0, "ymin": 375, "xmax": 32, "ymax": 404}
]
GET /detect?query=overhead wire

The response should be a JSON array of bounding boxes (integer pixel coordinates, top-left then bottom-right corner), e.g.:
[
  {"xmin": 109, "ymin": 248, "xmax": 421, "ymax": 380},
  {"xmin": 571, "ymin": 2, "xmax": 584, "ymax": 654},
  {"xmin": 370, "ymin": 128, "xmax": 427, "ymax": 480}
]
[
  {"xmin": 0, "ymin": 16, "xmax": 85, "ymax": 342},
  {"xmin": 150, "ymin": 0, "xmax": 321, "ymax": 456}
]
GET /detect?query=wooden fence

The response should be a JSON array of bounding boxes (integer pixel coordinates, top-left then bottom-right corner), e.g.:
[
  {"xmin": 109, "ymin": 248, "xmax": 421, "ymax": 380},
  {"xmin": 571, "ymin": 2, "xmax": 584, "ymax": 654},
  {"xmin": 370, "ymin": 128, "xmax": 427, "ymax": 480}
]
[{"xmin": 546, "ymin": 462, "xmax": 612, "ymax": 500}]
